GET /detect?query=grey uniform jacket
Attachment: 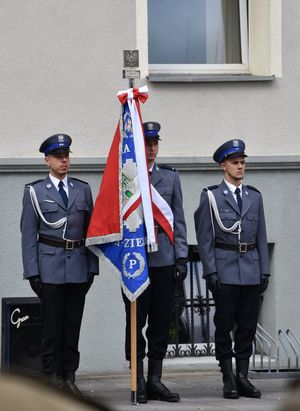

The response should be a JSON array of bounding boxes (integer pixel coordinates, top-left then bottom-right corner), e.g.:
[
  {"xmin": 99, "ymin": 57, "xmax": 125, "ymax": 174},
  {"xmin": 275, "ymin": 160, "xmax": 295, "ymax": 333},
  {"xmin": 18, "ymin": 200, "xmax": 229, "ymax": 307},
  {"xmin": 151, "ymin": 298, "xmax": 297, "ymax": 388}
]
[
  {"xmin": 21, "ymin": 175, "xmax": 99, "ymax": 284},
  {"xmin": 194, "ymin": 180, "xmax": 270, "ymax": 285},
  {"xmin": 147, "ymin": 164, "xmax": 188, "ymax": 268}
]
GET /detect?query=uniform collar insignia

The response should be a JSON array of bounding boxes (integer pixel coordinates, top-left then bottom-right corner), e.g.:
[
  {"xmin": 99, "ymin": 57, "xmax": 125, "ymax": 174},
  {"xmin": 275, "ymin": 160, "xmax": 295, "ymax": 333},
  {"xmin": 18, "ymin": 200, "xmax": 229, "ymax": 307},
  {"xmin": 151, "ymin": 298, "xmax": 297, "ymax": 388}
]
[
  {"xmin": 70, "ymin": 181, "xmax": 74, "ymax": 187},
  {"xmin": 46, "ymin": 183, "xmax": 52, "ymax": 188},
  {"xmin": 245, "ymin": 190, "xmax": 249, "ymax": 195},
  {"xmin": 155, "ymin": 165, "xmax": 159, "ymax": 171},
  {"xmin": 223, "ymin": 189, "xmax": 228, "ymax": 195}
]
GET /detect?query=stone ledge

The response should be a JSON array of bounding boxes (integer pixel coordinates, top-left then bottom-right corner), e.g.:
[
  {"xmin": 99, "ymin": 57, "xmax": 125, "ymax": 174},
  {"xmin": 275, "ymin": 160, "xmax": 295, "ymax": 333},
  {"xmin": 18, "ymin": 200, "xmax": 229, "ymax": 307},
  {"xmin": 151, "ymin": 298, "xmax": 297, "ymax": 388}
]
[{"xmin": 1, "ymin": 155, "xmax": 300, "ymax": 173}]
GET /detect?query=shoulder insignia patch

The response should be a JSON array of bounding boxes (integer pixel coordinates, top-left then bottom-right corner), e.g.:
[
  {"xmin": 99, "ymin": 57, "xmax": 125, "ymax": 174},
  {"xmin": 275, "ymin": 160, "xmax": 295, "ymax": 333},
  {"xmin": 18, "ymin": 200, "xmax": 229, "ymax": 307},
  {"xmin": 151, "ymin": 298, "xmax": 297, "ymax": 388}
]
[
  {"xmin": 25, "ymin": 179, "xmax": 43, "ymax": 188},
  {"xmin": 246, "ymin": 184, "xmax": 260, "ymax": 193},
  {"xmin": 71, "ymin": 177, "xmax": 88, "ymax": 185},
  {"xmin": 158, "ymin": 164, "xmax": 176, "ymax": 172},
  {"xmin": 204, "ymin": 185, "xmax": 219, "ymax": 192}
]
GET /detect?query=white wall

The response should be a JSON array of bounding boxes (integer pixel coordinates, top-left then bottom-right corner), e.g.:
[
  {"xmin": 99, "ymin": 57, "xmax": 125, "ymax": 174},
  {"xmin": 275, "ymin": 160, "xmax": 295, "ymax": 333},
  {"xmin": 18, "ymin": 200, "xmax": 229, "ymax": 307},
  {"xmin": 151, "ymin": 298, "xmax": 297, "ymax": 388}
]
[
  {"xmin": 0, "ymin": 0, "xmax": 136, "ymax": 158},
  {"xmin": 0, "ymin": 1, "xmax": 299, "ymax": 159}
]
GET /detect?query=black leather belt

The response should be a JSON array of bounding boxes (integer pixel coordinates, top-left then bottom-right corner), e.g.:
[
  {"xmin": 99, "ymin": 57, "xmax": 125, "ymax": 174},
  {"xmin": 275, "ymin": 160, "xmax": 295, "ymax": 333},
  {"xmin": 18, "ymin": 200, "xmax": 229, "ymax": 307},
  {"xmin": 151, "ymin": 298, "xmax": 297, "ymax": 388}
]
[
  {"xmin": 39, "ymin": 235, "xmax": 84, "ymax": 250},
  {"xmin": 215, "ymin": 242, "xmax": 256, "ymax": 253}
]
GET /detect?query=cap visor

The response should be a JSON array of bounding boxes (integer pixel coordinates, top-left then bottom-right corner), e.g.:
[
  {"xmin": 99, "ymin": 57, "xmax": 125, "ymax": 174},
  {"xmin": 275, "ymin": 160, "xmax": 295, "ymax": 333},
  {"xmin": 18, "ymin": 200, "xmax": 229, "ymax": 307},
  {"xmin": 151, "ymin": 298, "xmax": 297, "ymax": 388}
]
[
  {"xmin": 226, "ymin": 152, "xmax": 247, "ymax": 159},
  {"xmin": 145, "ymin": 136, "xmax": 161, "ymax": 141}
]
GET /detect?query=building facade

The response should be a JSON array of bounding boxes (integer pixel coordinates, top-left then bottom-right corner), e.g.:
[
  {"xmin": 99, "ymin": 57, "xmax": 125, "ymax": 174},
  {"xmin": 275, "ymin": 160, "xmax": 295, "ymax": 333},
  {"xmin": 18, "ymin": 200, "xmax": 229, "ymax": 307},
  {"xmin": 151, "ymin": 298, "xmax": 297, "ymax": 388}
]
[{"xmin": 0, "ymin": 0, "xmax": 299, "ymax": 374}]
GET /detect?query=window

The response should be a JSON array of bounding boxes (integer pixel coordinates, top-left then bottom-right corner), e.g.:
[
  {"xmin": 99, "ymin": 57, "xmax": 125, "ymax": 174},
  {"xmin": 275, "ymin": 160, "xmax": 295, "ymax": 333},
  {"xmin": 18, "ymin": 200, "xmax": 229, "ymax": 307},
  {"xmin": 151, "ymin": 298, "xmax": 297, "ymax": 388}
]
[
  {"xmin": 148, "ymin": 0, "xmax": 249, "ymax": 74},
  {"xmin": 137, "ymin": 0, "xmax": 282, "ymax": 81}
]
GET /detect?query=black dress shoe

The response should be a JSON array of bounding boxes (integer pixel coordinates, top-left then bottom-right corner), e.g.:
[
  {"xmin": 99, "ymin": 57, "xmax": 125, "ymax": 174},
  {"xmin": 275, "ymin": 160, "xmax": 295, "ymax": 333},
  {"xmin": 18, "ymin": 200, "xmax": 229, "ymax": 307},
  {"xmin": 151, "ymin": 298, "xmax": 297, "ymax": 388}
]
[
  {"xmin": 137, "ymin": 377, "xmax": 147, "ymax": 403},
  {"xmin": 62, "ymin": 371, "xmax": 81, "ymax": 395},
  {"xmin": 63, "ymin": 380, "xmax": 82, "ymax": 396},
  {"xmin": 44, "ymin": 373, "xmax": 62, "ymax": 389},
  {"xmin": 219, "ymin": 359, "xmax": 239, "ymax": 399},
  {"xmin": 237, "ymin": 376, "xmax": 261, "ymax": 398},
  {"xmin": 236, "ymin": 358, "xmax": 261, "ymax": 398},
  {"xmin": 223, "ymin": 375, "xmax": 239, "ymax": 399},
  {"xmin": 147, "ymin": 377, "xmax": 180, "ymax": 402}
]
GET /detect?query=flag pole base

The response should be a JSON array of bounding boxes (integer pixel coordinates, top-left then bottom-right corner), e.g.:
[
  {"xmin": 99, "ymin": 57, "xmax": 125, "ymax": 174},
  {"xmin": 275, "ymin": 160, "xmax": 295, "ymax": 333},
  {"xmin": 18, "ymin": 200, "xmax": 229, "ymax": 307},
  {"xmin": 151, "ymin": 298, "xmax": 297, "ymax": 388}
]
[{"xmin": 131, "ymin": 391, "xmax": 137, "ymax": 405}]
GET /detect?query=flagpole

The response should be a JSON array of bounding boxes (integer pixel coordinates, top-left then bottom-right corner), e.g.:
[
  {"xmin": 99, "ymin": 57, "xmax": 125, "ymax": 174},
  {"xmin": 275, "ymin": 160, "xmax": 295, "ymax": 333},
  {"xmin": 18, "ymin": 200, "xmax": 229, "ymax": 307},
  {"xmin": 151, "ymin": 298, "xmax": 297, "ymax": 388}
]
[
  {"xmin": 130, "ymin": 300, "xmax": 137, "ymax": 404},
  {"xmin": 123, "ymin": 49, "xmax": 141, "ymax": 406},
  {"xmin": 128, "ymin": 73, "xmax": 137, "ymax": 405}
]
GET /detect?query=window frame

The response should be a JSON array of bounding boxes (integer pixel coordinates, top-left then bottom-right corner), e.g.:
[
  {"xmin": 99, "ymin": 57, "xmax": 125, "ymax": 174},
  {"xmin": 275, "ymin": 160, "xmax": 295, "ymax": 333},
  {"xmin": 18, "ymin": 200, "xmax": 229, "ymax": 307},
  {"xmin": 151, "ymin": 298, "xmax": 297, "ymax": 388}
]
[{"xmin": 148, "ymin": 0, "xmax": 249, "ymax": 75}]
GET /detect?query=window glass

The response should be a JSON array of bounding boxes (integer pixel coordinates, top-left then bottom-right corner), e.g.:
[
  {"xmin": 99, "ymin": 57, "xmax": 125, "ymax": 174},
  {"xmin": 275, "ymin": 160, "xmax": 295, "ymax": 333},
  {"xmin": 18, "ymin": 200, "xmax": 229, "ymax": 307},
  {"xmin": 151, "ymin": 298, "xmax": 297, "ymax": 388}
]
[{"xmin": 148, "ymin": 0, "xmax": 243, "ymax": 65}]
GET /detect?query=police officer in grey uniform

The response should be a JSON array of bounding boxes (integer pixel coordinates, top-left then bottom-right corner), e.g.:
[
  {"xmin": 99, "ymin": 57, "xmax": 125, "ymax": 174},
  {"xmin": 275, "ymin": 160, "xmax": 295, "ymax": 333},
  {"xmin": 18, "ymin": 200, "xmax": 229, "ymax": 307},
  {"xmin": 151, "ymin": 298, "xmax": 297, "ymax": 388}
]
[
  {"xmin": 194, "ymin": 139, "xmax": 270, "ymax": 399},
  {"xmin": 122, "ymin": 122, "xmax": 188, "ymax": 403},
  {"xmin": 20, "ymin": 134, "xmax": 99, "ymax": 393}
]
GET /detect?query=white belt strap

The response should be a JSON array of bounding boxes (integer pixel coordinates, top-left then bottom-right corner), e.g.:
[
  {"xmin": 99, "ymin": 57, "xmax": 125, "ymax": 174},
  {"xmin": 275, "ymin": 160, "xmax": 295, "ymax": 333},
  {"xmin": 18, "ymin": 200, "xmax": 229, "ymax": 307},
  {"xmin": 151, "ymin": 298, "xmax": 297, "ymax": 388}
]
[{"xmin": 207, "ymin": 189, "xmax": 241, "ymax": 240}]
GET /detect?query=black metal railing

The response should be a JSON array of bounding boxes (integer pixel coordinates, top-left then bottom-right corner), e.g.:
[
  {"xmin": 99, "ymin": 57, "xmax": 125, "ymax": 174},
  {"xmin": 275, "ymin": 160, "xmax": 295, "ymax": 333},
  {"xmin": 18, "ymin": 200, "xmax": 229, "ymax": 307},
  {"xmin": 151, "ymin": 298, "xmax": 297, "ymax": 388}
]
[{"xmin": 166, "ymin": 245, "xmax": 216, "ymax": 358}]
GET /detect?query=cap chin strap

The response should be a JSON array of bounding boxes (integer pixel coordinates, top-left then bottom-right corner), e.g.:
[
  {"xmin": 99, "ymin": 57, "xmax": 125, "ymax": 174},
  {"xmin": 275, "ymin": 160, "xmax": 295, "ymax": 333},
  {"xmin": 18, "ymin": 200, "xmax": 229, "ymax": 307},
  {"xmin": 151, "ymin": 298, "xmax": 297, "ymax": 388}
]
[{"xmin": 207, "ymin": 189, "xmax": 241, "ymax": 241}]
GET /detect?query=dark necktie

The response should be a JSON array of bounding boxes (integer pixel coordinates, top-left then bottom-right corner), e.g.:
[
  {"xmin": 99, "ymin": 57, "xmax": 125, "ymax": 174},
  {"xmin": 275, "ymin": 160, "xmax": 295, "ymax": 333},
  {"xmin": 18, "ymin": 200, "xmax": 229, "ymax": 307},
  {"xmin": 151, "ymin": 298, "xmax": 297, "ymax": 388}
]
[
  {"xmin": 58, "ymin": 180, "xmax": 68, "ymax": 207},
  {"xmin": 235, "ymin": 187, "xmax": 242, "ymax": 213}
]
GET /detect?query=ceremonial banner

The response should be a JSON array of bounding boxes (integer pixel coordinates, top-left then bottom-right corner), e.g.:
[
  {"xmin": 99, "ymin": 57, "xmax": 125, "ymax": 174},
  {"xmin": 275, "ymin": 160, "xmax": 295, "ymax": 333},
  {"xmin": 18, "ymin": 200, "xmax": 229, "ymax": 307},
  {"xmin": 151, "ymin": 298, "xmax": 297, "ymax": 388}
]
[{"xmin": 86, "ymin": 87, "xmax": 155, "ymax": 301}]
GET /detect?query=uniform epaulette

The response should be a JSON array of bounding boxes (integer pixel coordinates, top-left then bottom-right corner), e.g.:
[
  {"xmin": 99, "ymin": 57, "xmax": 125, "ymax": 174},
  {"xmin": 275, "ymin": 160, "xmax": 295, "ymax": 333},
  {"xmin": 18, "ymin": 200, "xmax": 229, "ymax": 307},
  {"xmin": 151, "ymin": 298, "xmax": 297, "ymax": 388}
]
[
  {"xmin": 158, "ymin": 164, "xmax": 176, "ymax": 172},
  {"xmin": 246, "ymin": 184, "xmax": 260, "ymax": 193},
  {"xmin": 71, "ymin": 177, "xmax": 88, "ymax": 185},
  {"xmin": 204, "ymin": 185, "xmax": 219, "ymax": 192},
  {"xmin": 25, "ymin": 179, "xmax": 43, "ymax": 188}
]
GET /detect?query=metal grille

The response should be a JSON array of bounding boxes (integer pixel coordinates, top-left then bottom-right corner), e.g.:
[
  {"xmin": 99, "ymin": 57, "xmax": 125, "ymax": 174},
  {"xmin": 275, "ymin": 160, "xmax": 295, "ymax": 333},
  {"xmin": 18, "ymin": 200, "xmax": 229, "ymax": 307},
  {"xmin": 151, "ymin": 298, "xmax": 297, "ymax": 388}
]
[{"xmin": 166, "ymin": 245, "xmax": 216, "ymax": 358}]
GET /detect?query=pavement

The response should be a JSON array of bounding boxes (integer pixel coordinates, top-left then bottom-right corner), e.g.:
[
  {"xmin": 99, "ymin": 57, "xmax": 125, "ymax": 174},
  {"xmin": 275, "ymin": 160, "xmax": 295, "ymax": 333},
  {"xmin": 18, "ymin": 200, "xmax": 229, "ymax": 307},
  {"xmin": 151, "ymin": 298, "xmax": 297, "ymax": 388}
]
[{"xmin": 77, "ymin": 357, "xmax": 296, "ymax": 411}]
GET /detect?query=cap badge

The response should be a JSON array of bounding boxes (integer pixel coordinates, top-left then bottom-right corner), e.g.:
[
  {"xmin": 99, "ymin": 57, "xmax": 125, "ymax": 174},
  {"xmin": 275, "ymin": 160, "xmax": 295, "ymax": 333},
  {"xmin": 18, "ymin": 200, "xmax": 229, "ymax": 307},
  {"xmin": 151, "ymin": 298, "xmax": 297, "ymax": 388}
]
[
  {"xmin": 58, "ymin": 135, "xmax": 65, "ymax": 142},
  {"xmin": 148, "ymin": 123, "xmax": 154, "ymax": 130},
  {"xmin": 233, "ymin": 140, "xmax": 239, "ymax": 147}
]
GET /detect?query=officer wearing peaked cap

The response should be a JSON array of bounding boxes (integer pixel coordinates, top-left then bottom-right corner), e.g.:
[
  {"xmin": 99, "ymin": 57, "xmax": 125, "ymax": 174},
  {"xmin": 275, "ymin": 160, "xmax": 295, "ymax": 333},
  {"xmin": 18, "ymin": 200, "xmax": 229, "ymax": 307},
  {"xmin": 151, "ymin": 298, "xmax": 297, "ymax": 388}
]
[
  {"xmin": 20, "ymin": 134, "xmax": 99, "ymax": 393},
  {"xmin": 122, "ymin": 121, "xmax": 188, "ymax": 403},
  {"xmin": 194, "ymin": 139, "xmax": 270, "ymax": 400},
  {"xmin": 213, "ymin": 139, "xmax": 247, "ymax": 163},
  {"xmin": 39, "ymin": 133, "xmax": 73, "ymax": 155},
  {"xmin": 143, "ymin": 121, "xmax": 161, "ymax": 140}
]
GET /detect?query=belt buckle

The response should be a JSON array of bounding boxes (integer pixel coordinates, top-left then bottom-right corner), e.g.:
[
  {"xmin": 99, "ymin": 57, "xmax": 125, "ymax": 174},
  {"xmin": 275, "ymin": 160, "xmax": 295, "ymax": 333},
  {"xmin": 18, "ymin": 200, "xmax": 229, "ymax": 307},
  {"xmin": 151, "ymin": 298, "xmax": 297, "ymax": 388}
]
[
  {"xmin": 65, "ymin": 240, "xmax": 75, "ymax": 250},
  {"xmin": 238, "ymin": 243, "xmax": 247, "ymax": 253}
]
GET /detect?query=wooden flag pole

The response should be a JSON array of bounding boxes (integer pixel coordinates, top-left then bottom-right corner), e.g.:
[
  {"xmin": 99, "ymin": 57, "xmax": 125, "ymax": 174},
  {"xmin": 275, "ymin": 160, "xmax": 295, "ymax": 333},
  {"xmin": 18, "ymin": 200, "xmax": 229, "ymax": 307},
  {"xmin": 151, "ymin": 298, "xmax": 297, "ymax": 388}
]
[{"xmin": 130, "ymin": 300, "xmax": 137, "ymax": 405}]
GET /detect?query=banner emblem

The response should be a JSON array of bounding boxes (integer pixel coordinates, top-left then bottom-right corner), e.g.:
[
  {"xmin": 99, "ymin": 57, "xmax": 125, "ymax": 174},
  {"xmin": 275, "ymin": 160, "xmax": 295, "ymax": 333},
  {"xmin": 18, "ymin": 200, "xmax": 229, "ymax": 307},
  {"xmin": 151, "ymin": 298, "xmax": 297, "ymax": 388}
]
[{"xmin": 123, "ymin": 252, "xmax": 145, "ymax": 279}]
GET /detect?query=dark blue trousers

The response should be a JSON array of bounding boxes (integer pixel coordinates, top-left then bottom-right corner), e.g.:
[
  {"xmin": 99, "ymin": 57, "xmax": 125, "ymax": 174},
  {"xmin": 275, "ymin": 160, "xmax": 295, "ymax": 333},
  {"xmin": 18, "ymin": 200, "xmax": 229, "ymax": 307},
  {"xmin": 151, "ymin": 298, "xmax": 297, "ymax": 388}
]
[
  {"xmin": 213, "ymin": 284, "xmax": 260, "ymax": 361},
  {"xmin": 41, "ymin": 283, "xmax": 86, "ymax": 375}
]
